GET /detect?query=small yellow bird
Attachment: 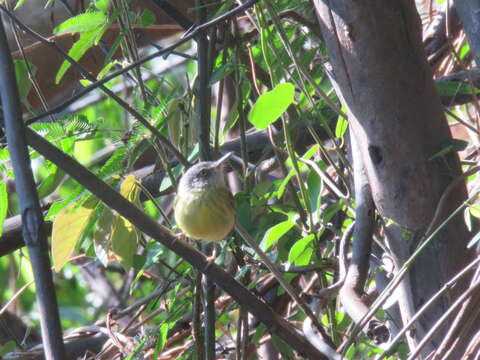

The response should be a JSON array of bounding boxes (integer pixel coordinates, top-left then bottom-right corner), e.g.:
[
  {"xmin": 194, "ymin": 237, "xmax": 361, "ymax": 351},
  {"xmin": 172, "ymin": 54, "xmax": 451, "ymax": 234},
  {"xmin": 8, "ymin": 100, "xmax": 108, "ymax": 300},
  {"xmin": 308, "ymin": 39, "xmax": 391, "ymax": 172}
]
[{"xmin": 174, "ymin": 152, "xmax": 235, "ymax": 242}]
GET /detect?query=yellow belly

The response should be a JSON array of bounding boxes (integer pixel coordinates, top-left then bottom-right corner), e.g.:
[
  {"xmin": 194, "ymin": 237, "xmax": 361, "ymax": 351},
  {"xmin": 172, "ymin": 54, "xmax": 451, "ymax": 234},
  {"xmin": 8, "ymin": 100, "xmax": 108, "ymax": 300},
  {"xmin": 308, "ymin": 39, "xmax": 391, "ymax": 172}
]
[{"xmin": 174, "ymin": 187, "xmax": 235, "ymax": 242}]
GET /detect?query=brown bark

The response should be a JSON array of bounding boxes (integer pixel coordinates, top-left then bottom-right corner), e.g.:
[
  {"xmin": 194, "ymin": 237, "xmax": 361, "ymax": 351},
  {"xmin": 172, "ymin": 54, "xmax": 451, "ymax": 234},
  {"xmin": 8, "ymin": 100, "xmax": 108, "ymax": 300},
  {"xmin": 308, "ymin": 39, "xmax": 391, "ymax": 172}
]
[{"xmin": 314, "ymin": 0, "xmax": 476, "ymax": 356}]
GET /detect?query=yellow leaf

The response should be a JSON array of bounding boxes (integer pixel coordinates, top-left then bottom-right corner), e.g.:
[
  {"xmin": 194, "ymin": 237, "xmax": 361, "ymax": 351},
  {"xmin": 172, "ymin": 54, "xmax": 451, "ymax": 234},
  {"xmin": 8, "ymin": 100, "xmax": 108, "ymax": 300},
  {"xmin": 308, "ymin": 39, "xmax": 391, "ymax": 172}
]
[
  {"xmin": 121, "ymin": 174, "xmax": 136, "ymax": 197},
  {"xmin": 110, "ymin": 214, "xmax": 138, "ymax": 269},
  {"xmin": 469, "ymin": 204, "xmax": 480, "ymax": 218},
  {"xmin": 109, "ymin": 175, "xmax": 141, "ymax": 269},
  {"xmin": 51, "ymin": 199, "xmax": 97, "ymax": 272}
]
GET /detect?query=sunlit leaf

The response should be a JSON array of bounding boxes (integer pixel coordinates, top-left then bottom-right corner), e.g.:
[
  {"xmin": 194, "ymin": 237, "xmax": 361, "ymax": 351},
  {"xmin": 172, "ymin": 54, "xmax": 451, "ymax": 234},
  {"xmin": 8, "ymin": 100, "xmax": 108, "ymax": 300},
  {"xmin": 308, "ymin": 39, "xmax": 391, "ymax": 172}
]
[
  {"xmin": 260, "ymin": 219, "xmax": 294, "ymax": 251},
  {"xmin": 95, "ymin": 0, "xmax": 111, "ymax": 12},
  {"xmin": 46, "ymin": 185, "xmax": 85, "ymax": 220},
  {"xmin": 335, "ymin": 114, "xmax": 348, "ymax": 138},
  {"xmin": 54, "ymin": 12, "xmax": 106, "ymax": 35},
  {"xmin": 288, "ymin": 234, "xmax": 314, "ymax": 266},
  {"xmin": 52, "ymin": 198, "xmax": 98, "ymax": 271},
  {"xmin": 14, "ymin": 0, "xmax": 26, "ymax": 9},
  {"xmin": 153, "ymin": 323, "xmax": 169, "ymax": 358},
  {"xmin": 56, "ymin": 25, "xmax": 108, "ymax": 84},
  {"xmin": 110, "ymin": 175, "xmax": 142, "ymax": 269},
  {"xmin": 248, "ymin": 82, "xmax": 295, "ymax": 129},
  {"xmin": 469, "ymin": 204, "xmax": 480, "ymax": 218},
  {"xmin": 110, "ymin": 214, "xmax": 138, "ymax": 269}
]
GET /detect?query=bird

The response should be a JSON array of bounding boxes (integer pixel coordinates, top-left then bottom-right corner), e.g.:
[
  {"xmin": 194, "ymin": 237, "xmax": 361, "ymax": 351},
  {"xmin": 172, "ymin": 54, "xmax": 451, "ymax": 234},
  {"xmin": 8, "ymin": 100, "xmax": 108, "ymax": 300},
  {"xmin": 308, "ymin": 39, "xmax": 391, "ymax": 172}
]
[{"xmin": 174, "ymin": 152, "xmax": 235, "ymax": 245}]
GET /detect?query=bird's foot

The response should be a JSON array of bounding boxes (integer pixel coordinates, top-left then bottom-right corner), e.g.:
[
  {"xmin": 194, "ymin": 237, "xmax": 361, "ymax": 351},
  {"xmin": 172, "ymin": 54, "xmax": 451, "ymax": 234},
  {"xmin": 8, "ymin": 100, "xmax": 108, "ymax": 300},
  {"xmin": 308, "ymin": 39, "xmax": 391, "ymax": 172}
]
[
  {"xmin": 172, "ymin": 232, "xmax": 186, "ymax": 246},
  {"xmin": 203, "ymin": 248, "xmax": 217, "ymax": 272}
]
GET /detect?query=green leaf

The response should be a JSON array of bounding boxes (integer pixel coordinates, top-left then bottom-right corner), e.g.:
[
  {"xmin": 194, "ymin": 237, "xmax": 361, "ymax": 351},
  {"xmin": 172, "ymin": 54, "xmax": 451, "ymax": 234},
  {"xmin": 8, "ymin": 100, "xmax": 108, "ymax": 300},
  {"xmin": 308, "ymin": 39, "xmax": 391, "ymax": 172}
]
[
  {"xmin": 459, "ymin": 43, "xmax": 470, "ymax": 60},
  {"xmin": 248, "ymin": 82, "xmax": 295, "ymax": 129},
  {"xmin": 276, "ymin": 169, "xmax": 295, "ymax": 199},
  {"xmin": 110, "ymin": 213, "xmax": 138, "ymax": 269},
  {"xmin": 124, "ymin": 340, "xmax": 145, "ymax": 360},
  {"xmin": 52, "ymin": 198, "xmax": 98, "ymax": 271},
  {"xmin": 14, "ymin": 60, "xmax": 36, "ymax": 104},
  {"xmin": 277, "ymin": 145, "xmax": 319, "ymax": 199},
  {"xmin": 469, "ymin": 204, "xmax": 480, "ymax": 218},
  {"xmin": 110, "ymin": 175, "xmax": 141, "ymax": 269},
  {"xmin": 105, "ymin": 31, "xmax": 125, "ymax": 64},
  {"xmin": 153, "ymin": 324, "xmax": 169, "ymax": 358},
  {"xmin": 429, "ymin": 138, "xmax": 468, "ymax": 160},
  {"xmin": 14, "ymin": 0, "xmax": 26, "ymax": 9},
  {"xmin": 140, "ymin": 9, "xmax": 156, "ymax": 27},
  {"xmin": 97, "ymin": 147, "xmax": 127, "ymax": 178},
  {"xmin": 288, "ymin": 234, "xmax": 314, "ymax": 266},
  {"xmin": 79, "ymin": 79, "xmax": 92, "ymax": 87},
  {"xmin": 97, "ymin": 60, "xmax": 120, "ymax": 80},
  {"xmin": 95, "ymin": 0, "xmax": 111, "ymax": 12},
  {"xmin": 335, "ymin": 114, "xmax": 348, "ymax": 138},
  {"xmin": 46, "ymin": 185, "xmax": 85, "ymax": 220},
  {"xmin": 271, "ymin": 334, "xmax": 294, "ymax": 358},
  {"xmin": 209, "ymin": 61, "xmax": 236, "ymax": 86},
  {"xmin": 260, "ymin": 220, "xmax": 295, "ymax": 251},
  {"xmin": 0, "ymin": 341, "xmax": 16, "ymax": 356},
  {"xmin": 435, "ymin": 81, "xmax": 479, "ymax": 96},
  {"xmin": 251, "ymin": 324, "xmax": 266, "ymax": 344},
  {"xmin": 54, "ymin": 12, "xmax": 107, "ymax": 35},
  {"xmin": 307, "ymin": 168, "xmax": 322, "ymax": 217},
  {"xmin": 0, "ymin": 182, "xmax": 7, "ymax": 237},
  {"xmin": 56, "ymin": 25, "xmax": 108, "ymax": 84},
  {"xmin": 37, "ymin": 167, "xmax": 65, "ymax": 199}
]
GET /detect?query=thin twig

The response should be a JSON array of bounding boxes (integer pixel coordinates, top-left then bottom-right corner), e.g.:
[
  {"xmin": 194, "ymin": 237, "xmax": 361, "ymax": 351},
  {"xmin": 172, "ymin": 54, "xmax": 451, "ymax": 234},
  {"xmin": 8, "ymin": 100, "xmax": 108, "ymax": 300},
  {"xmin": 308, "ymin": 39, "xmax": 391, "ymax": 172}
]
[
  {"xmin": 379, "ymin": 256, "xmax": 480, "ymax": 359},
  {"xmin": 406, "ymin": 277, "xmax": 480, "ymax": 360},
  {"xmin": 0, "ymin": 4, "xmax": 190, "ymax": 167},
  {"xmin": 20, "ymin": 0, "xmax": 261, "ymax": 125},
  {"xmin": 234, "ymin": 221, "xmax": 339, "ymax": 353}
]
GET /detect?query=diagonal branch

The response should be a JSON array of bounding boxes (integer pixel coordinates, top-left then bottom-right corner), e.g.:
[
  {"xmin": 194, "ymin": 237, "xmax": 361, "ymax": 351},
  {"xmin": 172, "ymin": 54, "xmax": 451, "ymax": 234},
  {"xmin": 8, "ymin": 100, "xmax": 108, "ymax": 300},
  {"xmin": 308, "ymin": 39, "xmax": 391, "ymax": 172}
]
[{"xmin": 21, "ymin": 126, "xmax": 328, "ymax": 359}]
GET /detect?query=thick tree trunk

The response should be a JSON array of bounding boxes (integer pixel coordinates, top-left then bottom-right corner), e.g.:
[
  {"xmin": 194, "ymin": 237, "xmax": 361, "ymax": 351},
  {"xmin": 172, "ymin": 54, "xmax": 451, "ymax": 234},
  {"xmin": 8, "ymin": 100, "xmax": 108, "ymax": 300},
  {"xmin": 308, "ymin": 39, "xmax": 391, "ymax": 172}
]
[{"xmin": 314, "ymin": 0, "xmax": 476, "ymax": 356}]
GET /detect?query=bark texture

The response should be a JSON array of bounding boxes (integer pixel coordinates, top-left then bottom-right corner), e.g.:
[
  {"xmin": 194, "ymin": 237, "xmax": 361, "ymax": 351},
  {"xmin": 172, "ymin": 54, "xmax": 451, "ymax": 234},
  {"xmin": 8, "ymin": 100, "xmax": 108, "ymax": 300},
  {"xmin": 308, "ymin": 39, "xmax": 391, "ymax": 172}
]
[{"xmin": 314, "ymin": 0, "xmax": 476, "ymax": 355}]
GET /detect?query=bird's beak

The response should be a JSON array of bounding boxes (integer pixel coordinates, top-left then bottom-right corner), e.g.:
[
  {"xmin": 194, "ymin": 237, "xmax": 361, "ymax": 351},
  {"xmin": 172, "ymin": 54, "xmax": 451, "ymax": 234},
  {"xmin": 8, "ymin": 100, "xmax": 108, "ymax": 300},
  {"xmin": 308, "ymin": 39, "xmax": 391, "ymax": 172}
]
[{"xmin": 213, "ymin": 152, "xmax": 233, "ymax": 168}]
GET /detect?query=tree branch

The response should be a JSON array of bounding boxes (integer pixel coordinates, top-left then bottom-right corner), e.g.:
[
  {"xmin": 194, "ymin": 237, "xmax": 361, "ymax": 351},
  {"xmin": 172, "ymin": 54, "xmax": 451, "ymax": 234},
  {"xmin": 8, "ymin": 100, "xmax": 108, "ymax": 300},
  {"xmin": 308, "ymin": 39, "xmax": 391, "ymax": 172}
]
[{"xmin": 0, "ymin": 11, "xmax": 66, "ymax": 359}]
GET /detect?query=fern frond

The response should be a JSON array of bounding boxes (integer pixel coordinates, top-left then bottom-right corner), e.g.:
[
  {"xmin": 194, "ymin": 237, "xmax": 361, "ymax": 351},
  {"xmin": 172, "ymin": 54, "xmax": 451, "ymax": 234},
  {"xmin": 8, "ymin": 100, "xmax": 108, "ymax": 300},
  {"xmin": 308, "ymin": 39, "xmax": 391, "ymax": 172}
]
[
  {"xmin": 31, "ymin": 122, "xmax": 66, "ymax": 139},
  {"xmin": 97, "ymin": 147, "xmax": 127, "ymax": 178}
]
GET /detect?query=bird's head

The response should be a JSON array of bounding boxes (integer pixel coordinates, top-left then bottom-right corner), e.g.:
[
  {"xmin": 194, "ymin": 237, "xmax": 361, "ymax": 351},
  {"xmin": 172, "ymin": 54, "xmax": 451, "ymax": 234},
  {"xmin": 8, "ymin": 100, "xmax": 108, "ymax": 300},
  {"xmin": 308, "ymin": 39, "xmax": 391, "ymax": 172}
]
[{"xmin": 178, "ymin": 152, "xmax": 233, "ymax": 192}]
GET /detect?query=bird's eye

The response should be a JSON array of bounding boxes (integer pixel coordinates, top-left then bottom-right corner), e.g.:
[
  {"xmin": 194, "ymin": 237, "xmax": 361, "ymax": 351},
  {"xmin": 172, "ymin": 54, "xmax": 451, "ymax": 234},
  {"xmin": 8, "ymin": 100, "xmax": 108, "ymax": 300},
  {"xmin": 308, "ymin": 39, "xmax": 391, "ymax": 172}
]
[{"xmin": 199, "ymin": 169, "xmax": 209, "ymax": 177}]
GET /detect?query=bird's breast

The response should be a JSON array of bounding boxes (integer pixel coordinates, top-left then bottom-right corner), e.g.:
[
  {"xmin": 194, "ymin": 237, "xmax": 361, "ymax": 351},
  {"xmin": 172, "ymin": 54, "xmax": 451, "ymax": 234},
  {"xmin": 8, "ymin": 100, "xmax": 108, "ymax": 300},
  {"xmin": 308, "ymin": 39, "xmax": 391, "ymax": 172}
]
[{"xmin": 174, "ymin": 187, "xmax": 235, "ymax": 242}]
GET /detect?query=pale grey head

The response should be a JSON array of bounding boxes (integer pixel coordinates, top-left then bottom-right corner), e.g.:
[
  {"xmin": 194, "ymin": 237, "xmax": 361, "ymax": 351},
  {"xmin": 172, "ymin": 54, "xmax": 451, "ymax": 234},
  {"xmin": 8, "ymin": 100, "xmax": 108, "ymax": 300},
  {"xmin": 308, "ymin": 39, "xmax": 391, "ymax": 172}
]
[{"xmin": 178, "ymin": 152, "xmax": 232, "ymax": 192}]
